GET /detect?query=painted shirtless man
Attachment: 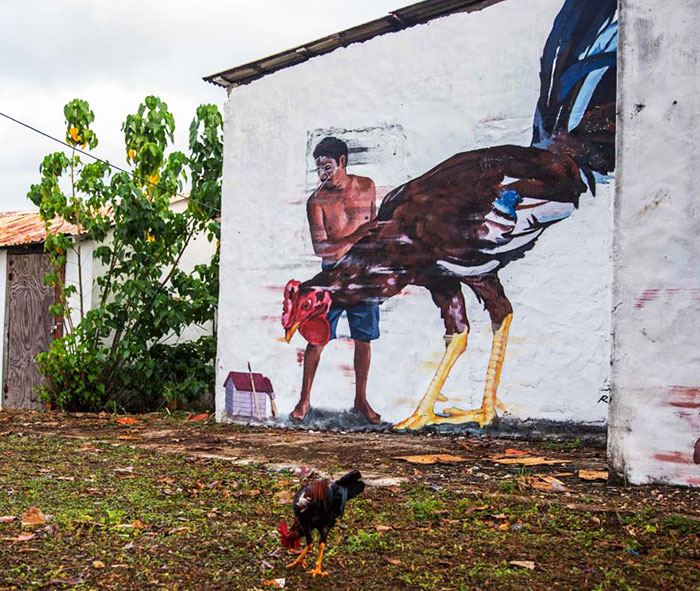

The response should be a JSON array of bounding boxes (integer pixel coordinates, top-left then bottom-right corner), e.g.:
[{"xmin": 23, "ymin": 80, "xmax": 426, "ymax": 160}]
[{"xmin": 290, "ymin": 137, "xmax": 381, "ymax": 424}]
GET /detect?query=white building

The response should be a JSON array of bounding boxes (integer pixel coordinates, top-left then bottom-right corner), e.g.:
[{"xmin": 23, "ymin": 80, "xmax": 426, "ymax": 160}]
[{"xmin": 209, "ymin": 0, "xmax": 700, "ymax": 486}]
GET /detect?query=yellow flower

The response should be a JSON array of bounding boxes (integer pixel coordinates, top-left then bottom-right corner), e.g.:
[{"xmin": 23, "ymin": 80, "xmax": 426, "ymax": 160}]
[
  {"xmin": 146, "ymin": 234, "xmax": 156, "ymax": 243},
  {"xmin": 128, "ymin": 148, "xmax": 136, "ymax": 161},
  {"xmin": 68, "ymin": 127, "xmax": 81, "ymax": 144},
  {"xmin": 147, "ymin": 173, "xmax": 159, "ymax": 185}
]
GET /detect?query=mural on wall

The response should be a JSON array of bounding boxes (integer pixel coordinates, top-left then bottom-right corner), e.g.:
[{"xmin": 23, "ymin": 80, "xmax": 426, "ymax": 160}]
[{"xmin": 280, "ymin": 0, "xmax": 618, "ymax": 430}]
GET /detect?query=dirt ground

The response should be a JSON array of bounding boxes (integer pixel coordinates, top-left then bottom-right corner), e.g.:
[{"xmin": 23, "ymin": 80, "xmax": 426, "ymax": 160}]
[{"xmin": 0, "ymin": 410, "xmax": 697, "ymax": 590}]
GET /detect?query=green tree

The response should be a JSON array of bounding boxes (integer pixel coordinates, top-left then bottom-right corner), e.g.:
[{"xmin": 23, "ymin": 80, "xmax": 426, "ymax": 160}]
[{"xmin": 28, "ymin": 97, "xmax": 222, "ymax": 412}]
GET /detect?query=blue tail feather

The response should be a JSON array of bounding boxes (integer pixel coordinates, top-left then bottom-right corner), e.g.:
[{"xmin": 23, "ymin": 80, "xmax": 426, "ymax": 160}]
[{"xmin": 532, "ymin": 0, "xmax": 618, "ymax": 169}]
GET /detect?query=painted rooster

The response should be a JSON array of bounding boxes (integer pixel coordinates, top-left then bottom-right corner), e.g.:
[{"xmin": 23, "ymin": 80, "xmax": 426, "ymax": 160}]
[
  {"xmin": 283, "ymin": 0, "xmax": 617, "ymax": 429},
  {"xmin": 279, "ymin": 470, "xmax": 365, "ymax": 576}
]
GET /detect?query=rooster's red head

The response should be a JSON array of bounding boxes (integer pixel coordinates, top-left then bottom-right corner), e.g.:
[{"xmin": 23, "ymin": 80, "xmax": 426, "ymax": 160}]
[
  {"xmin": 282, "ymin": 279, "xmax": 332, "ymax": 346},
  {"xmin": 278, "ymin": 520, "xmax": 301, "ymax": 549}
]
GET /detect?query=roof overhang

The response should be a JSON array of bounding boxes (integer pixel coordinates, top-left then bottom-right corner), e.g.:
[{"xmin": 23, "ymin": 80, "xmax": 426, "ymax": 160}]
[{"xmin": 203, "ymin": 0, "xmax": 505, "ymax": 89}]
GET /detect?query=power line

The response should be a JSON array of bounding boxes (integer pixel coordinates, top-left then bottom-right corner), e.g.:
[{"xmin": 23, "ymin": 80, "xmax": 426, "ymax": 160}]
[{"xmin": 0, "ymin": 110, "xmax": 221, "ymax": 215}]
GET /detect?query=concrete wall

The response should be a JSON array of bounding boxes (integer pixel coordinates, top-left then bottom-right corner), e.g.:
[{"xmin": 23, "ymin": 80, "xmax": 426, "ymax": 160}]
[
  {"xmin": 608, "ymin": 0, "xmax": 700, "ymax": 486},
  {"xmin": 0, "ymin": 250, "xmax": 6, "ymax": 409},
  {"xmin": 217, "ymin": 0, "xmax": 615, "ymax": 431}
]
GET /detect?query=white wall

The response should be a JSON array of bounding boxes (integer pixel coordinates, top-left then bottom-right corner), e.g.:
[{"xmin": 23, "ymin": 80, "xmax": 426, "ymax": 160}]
[
  {"xmin": 609, "ymin": 0, "xmax": 700, "ymax": 486},
  {"xmin": 217, "ymin": 0, "xmax": 614, "ymax": 427},
  {"xmin": 162, "ymin": 196, "xmax": 217, "ymax": 344},
  {"xmin": 65, "ymin": 237, "xmax": 94, "ymax": 332},
  {"xmin": 0, "ymin": 250, "xmax": 6, "ymax": 409}
]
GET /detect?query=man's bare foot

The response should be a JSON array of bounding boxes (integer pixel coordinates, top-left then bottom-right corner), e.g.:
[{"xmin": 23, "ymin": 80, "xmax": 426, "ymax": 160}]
[
  {"xmin": 290, "ymin": 401, "xmax": 310, "ymax": 422},
  {"xmin": 354, "ymin": 402, "xmax": 381, "ymax": 424}
]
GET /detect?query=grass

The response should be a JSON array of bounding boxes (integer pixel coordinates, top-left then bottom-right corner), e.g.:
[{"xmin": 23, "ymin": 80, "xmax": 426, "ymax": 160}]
[{"xmin": 0, "ymin": 429, "xmax": 697, "ymax": 590}]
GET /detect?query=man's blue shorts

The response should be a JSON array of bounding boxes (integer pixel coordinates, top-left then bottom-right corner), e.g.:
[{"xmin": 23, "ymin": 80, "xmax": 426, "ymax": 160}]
[{"xmin": 322, "ymin": 261, "xmax": 380, "ymax": 342}]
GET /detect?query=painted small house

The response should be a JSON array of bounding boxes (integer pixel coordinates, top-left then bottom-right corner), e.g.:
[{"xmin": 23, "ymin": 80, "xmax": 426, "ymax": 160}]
[{"xmin": 224, "ymin": 371, "xmax": 276, "ymax": 421}]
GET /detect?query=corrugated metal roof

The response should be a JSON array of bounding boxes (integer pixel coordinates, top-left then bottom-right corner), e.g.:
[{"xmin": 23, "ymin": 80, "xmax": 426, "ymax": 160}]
[
  {"xmin": 0, "ymin": 211, "xmax": 84, "ymax": 249},
  {"xmin": 203, "ymin": 0, "xmax": 505, "ymax": 88}
]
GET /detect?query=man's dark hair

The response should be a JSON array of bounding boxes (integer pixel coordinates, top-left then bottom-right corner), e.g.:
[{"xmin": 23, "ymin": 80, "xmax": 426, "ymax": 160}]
[{"xmin": 313, "ymin": 137, "xmax": 348, "ymax": 166}]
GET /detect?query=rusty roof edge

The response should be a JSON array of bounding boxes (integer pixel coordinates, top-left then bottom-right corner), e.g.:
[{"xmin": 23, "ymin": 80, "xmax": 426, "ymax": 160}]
[{"xmin": 203, "ymin": 0, "xmax": 505, "ymax": 89}]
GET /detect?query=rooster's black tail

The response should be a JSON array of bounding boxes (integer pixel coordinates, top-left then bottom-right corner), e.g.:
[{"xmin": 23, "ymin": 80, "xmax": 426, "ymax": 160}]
[
  {"xmin": 532, "ymin": 0, "xmax": 617, "ymax": 190},
  {"xmin": 334, "ymin": 469, "xmax": 365, "ymax": 501}
]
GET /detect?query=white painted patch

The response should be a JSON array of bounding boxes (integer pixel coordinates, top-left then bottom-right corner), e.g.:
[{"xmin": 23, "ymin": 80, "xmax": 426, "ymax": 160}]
[{"xmin": 437, "ymin": 259, "xmax": 500, "ymax": 277}]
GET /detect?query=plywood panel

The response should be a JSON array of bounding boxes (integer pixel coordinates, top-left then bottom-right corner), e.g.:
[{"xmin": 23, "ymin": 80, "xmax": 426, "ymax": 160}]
[{"xmin": 4, "ymin": 252, "xmax": 55, "ymax": 410}]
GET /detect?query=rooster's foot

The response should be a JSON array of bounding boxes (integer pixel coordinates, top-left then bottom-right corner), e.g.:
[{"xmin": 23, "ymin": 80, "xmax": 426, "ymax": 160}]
[
  {"xmin": 286, "ymin": 544, "xmax": 312, "ymax": 569},
  {"xmin": 394, "ymin": 399, "xmax": 504, "ymax": 430},
  {"xmin": 306, "ymin": 567, "xmax": 329, "ymax": 577}
]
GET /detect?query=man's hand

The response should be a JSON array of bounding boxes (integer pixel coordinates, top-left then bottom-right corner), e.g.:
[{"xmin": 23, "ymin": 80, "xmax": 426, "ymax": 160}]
[{"xmin": 351, "ymin": 219, "xmax": 379, "ymax": 240}]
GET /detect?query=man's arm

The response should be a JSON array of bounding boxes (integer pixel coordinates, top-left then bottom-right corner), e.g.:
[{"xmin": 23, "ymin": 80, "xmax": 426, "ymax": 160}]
[{"xmin": 306, "ymin": 196, "xmax": 377, "ymax": 260}]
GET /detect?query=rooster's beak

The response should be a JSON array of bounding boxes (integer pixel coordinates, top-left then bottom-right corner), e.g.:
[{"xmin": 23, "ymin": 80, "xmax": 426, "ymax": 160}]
[{"xmin": 285, "ymin": 322, "xmax": 300, "ymax": 343}]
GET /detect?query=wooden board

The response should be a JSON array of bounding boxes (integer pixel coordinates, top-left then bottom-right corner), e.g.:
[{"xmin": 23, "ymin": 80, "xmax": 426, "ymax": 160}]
[{"xmin": 3, "ymin": 252, "xmax": 56, "ymax": 410}]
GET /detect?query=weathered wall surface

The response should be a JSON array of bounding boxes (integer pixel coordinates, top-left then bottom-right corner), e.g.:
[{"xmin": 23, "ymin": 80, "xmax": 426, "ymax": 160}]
[
  {"xmin": 609, "ymin": 0, "xmax": 700, "ymax": 486},
  {"xmin": 0, "ymin": 250, "xmax": 6, "ymax": 409},
  {"xmin": 217, "ymin": 0, "xmax": 615, "ymax": 431}
]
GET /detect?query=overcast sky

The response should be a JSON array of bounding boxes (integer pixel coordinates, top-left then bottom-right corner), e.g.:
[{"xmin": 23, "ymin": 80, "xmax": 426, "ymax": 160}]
[{"xmin": 0, "ymin": 0, "xmax": 409, "ymax": 212}]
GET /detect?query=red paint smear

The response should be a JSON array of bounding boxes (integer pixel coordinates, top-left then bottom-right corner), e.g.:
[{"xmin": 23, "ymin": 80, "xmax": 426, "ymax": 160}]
[
  {"xmin": 653, "ymin": 452, "xmax": 692, "ymax": 465},
  {"xmin": 635, "ymin": 287, "xmax": 700, "ymax": 310},
  {"xmin": 339, "ymin": 364, "xmax": 355, "ymax": 379},
  {"xmin": 259, "ymin": 315, "xmax": 281, "ymax": 322},
  {"xmin": 635, "ymin": 288, "xmax": 660, "ymax": 310},
  {"xmin": 665, "ymin": 386, "xmax": 700, "ymax": 408}
]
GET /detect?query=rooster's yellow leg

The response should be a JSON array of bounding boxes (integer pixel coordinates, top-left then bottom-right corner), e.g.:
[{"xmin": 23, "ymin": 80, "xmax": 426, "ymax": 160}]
[
  {"xmin": 393, "ymin": 330, "xmax": 468, "ymax": 430},
  {"xmin": 440, "ymin": 313, "xmax": 513, "ymax": 427},
  {"xmin": 286, "ymin": 543, "xmax": 313, "ymax": 569},
  {"xmin": 306, "ymin": 542, "xmax": 329, "ymax": 576}
]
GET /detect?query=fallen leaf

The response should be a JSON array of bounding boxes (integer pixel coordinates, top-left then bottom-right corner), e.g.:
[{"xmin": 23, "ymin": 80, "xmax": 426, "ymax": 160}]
[
  {"xmin": 382, "ymin": 556, "xmax": 401, "ymax": 565},
  {"xmin": 384, "ymin": 485, "xmax": 403, "ymax": 494},
  {"xmin": 394, "ymin": 454, "xmax": 469, "ymax": 465},
  {"xmin": 295, "ymin": 466, "xmax": 313, "ymax": 478},
  {"xmin": 490, "ymin": 456, "xmax": 570, "ymax": 466},
  {"xmin": 260, "ymin": 560, "xmax": 273, "ymax": 570},
  {"xmin": 579, "ymin": 470, "xmax": 608, "ymax": 481},
  {"xmin": 375, "ymin": 525, "xmax": 391, "ymax": 532},
  {"xmin": 465, "ymin": 505, "xmax": 490, "ymax": 513},
  {"xmin": 504, "ymin": 448, "xmax": 531, "ymax": 456},
  {"xmin": 77, "ymin": 444, "xmax": 101, "ymax": 452},
  {"xmin": 274, "ymin": 490, "xmax": 292, "ymax": 505},
  {"xmin": 188, "ymin": 413, "xmax": 209, "ymax": 422},
  {"xmin": 131, "ymin": 519, "xmax": 149, "ymax": 530},
  {"xmin": 117, "ymin": 435, "xmax": 137, "ymax": 441},
  {"xmin": 552, "ymin": 472, "xmax": 575, "ymax": 477},
  {"xmin": 509, "ymin": 560, "xmax": 536, "ymax": 570},
  {"xmin": 21, "ymin": 507, "xmax": 46, "ymax": 526},
  {"xmin": 3, "ymin": 533, "xmax": 36, "ymax": 542},
  {"xmin": 115, "ymin": 417, "xmax": 140, "ymax": 425},
  {"xmin": 262, "ymin": 578, "xmax": 286, "ymax": 588},
  {"xmin": 92, "ymin": 560, "xmax": 106, "ymax": 569},
  {"xmin": 499, "ymin": 523, "xmax": 511, "ymax": 531},
  {"xmin": 45, "ymin": 578, "xmax": 82, "ymax": 586},
  {"xmin": 0, "ymin": 516, "xmax": 17, "ymax": 523},
  {"xmin": 519, "ymin": 475, "xmax": 572, "ymax": 493},
  {"xmin": 0, "ymin": 430, "xmax": 12, "ymax": 437},
  {"xmin": 158, "ymin": 477, "xmax": 176, "ymax": 485},
  {"xmin": 114, "ymin": 467, "xmax": 134, "ymax": 476}
]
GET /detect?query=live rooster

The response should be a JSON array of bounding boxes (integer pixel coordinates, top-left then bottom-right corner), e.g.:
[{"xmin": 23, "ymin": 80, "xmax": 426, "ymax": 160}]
[
  {"xmin": 279, "ymin": 470, "xmax": 365, "ymax": 576},
  {"xmin": 283, "ymin": 0, "xmax": 617, "ymax": 429}
]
